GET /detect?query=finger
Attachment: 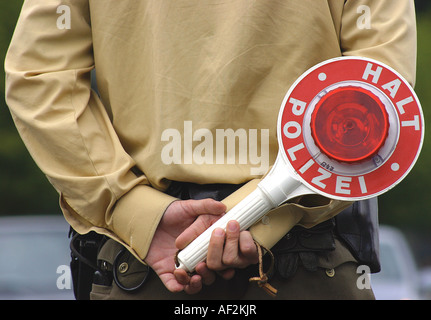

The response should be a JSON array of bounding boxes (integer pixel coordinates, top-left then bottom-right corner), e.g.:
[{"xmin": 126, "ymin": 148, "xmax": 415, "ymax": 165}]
[
  {"xmin": 161, "ymin": 273, "xmax": 186, "ymax": 293},
  {"xmin": 195, "ymin": 262, "xmax": 216, "ymax": 286},
  {"xmin": 206, "ymin": 228, "xmax": 225, "ymax": 270},
  {"xmin": 218, "ymin": 268, "xmax": 236, "ymax": 280},
  {"xmin": 180, "ymin": 198, "xmax": 226, "ymax": 219},
  {"xmin": 174, "ymin": 268, "xmax": 191, "ymax": 285},
  {"xmin": 222, "ymin": 220, "xmax": 240, "ymax": 266},
  {"xmin": 184, "ymin": 274, "xmax": 203, "ymax": 295},
  {"xmin": 239, "ymin": 231, "xmax": 259, "ymax": 264},
  {"xmin": 173, "ymin": 269, "xmax": 203, "ymax": 295}
]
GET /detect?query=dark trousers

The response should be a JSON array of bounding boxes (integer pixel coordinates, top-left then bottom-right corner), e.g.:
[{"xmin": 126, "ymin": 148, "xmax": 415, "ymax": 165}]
[{"xmin": 90, "ymin": 243, "xmax": 375, "ymax": 300}]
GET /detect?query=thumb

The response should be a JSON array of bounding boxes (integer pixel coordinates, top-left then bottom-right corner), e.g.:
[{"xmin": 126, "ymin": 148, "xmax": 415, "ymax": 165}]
[{"xmin": 179, "ymin": 198, "xmax": 227, "ymax": 218}]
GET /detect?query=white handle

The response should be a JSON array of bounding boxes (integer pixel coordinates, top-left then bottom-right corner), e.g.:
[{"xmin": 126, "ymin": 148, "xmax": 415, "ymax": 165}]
[
  {"xmin": 176, "ymin": 156, "xmax": 309, "ymax": 272},
  {"xmin": 176, "ymin": 187, "xmax": 271, "ymax": 272}
]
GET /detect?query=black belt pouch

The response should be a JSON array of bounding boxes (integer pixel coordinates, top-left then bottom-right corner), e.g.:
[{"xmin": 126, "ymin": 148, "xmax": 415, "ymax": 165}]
[{"xmin": 335, "ymin": 197, "xmax": 381, "ymax": 273}]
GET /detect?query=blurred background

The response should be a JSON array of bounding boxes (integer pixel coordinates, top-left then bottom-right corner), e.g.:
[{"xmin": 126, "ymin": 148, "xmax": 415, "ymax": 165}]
[{"xmin": 0, "ymin": 1, "xmax": 430, "ymax": 300}]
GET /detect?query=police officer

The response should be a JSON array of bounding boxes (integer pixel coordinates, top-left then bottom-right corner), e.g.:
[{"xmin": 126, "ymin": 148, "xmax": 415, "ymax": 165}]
[{"xmin": 6, "ymin": 0, "xmax": 417, "ymax": 299}]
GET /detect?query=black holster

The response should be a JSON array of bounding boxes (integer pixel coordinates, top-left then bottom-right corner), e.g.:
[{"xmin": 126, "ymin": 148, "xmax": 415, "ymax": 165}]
[
  {"xmin": 272, "ymin": 197, "xmax": 381, "ymax": 279},
  {"xmin": 335, "ymin": 197, "xmax": 381, "ymax": 273},
  {"xmin": 272, "ymin": 218, "xmax": 336, "ymax": 279},
  {"xmin": 69, "ymin": 229, "xmax": 106, "ymax": 300}
]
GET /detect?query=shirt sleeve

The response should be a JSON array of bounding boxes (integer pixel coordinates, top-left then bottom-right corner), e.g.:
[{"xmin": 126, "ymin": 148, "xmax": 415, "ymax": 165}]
[
  {"xmin": 340, "ymin": 0, "xmax": 417, "ymax": 86},
  {"xmin": 4, "ymin": 0, "xmax": 175, "ymax": 261}
]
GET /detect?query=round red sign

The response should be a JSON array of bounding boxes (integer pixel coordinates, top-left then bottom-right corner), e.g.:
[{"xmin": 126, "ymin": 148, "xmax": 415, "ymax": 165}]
[{"xmin": 277, "ymin": 56, "xmax": 424, "ymax": 200}]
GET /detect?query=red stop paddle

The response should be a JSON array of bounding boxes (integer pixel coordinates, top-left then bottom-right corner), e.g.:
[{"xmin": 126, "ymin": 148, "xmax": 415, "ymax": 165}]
[{"xmin": 176, "ymin": 56, "xmax": 424, "ymax": 272}]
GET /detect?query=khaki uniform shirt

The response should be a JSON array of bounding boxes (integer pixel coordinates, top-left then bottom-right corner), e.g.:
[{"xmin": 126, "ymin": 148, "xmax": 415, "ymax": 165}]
[{"xmin": 5, "ymin": 0, "xmax": 416, "ymax": 262}]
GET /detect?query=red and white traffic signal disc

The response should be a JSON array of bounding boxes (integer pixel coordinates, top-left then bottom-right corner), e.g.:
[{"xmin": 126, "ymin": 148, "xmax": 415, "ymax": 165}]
[{"xmin": 278, "ymin": 56, "xmax": 424, "ymax": 200}]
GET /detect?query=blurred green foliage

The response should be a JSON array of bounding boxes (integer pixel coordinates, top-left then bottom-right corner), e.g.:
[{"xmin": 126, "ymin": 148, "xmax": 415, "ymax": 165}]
[
  {"xmin": 1, "ymin": 1, "xmax": 430, "ymax": 233},
  {"xmin": 379, "ymin": 8, "xmax": 431, "ymax": 232},
  {"xmin": 1, "ymin": 0, "xmax": 61, "ymax": 215}
]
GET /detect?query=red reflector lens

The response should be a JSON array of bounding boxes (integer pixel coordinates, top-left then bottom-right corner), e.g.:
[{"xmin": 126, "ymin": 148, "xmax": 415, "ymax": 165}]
[{"xmin": 311, "ymin": 86, "xmax": 389, "ymax": 163}]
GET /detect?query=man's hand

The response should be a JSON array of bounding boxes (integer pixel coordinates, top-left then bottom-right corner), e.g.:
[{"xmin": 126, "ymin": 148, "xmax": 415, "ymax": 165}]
[
  {"xmin": 206, "ymin": 220, "xmax": 258, "ymax": 278},
  {"xmin": 144, "ymin": 198, "xmax": 226, "ymax": 294},
  {"xmin": 175, "ymin": 213, "xmax": 259, "ymax": 291},
  {"xmin": 145, "ymin": 198, "xmax": 259, "ymax": 295}
]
